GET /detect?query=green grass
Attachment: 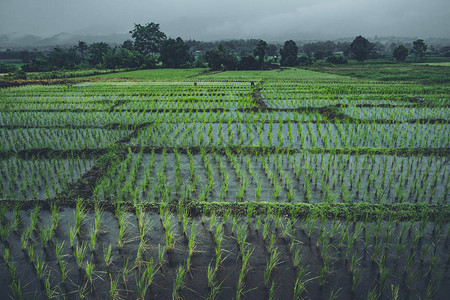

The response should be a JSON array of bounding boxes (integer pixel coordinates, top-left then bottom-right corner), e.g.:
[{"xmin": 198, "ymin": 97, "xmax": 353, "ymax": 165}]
[
  {"xmin": 303, "ymin": 63, "xmax": 450, "ymax": 84},
  {"xmin": 414, "ymin": 62, "xmax": 450, "ymax": 67},
  {"xmin": 84, "ymin": 68, "xmax": 206, "ymax": 80},
  {"xmin": 196, "ymin": 68, "xmax": 348, "ymax": 81}
]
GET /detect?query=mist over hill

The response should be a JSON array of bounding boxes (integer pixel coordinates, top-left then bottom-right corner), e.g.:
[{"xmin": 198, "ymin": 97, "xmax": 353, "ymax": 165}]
[
  {"xmin": 0, "ymin": 32, "xmax": 131, "ymax": 49},
  {"xmin": 1, "ymin": 31, "xmax": 450, "ymax": 52}
]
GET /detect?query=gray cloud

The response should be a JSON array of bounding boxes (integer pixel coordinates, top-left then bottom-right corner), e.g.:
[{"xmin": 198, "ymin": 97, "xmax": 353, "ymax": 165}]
[{"xmin": 1, "ymin": 0, "xmax": 449, "ymax": 40}]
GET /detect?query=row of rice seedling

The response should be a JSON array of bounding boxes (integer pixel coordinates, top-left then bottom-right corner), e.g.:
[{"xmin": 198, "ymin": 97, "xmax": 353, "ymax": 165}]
[
  {"xmin": 0, "ymin": 204, "xmax": 448, "ymax": 299},
  {"xmin": 0, "ymin": 157, "xmax": 95, "ymax": 199},
  {"xmin": 1, "ymin": 81, "xmax": 251, "ymax": 98},
  {"xmin": 1, "ymin": 95, "xmax": 120, "ymax": 104},
  {"xmin": 263, "ymin": 80, "xmax": 446, "ymax": 96},
  {"xmin": 5, "ymin": 80, "xmax": 445, "ymax": 110},
  {"xmin": 2, "ymin": 90, "xmax": 253, "ymax": 111},
  {"xmin": 133, "ymin": 120, "xmax": 449, "ymax": 148},
  {"xmin": 262, "ymin": 96, "xmax": 406, "ymax": 108},
  {"xmin": 92, "ymin": 150, "xmax": 449, "ymax": 205},
  {"xmin": 0, "ymin": 110, "xmax": 324, "ymax": 127},
  {"xmin": 114, "ymin": 96, "xmax": 254, "ymax": 110},
  {"xmin": 0, "ymin": 128, "xmax": 132, "ymax": 151},
  {"xmin": 0, "ymin": 111, "xmax": 143, "ymax": 127},
  {"xmin": 262, "ymin": 80, "xmax": 448, "ymax": 109},
  {"xmin": 0, "ymin": 101, "xmax": 114, "ymax": 112},
  {"xmin": 261, "ymin": 92, "xmax": 448, "ymax": 108},
  {"xmin": 341, "ymin": 106, "xmax": 450, "ymax": 121}
]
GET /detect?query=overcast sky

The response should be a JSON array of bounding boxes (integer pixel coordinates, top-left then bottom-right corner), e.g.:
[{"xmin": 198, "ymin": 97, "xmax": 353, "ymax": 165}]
[{"xmin": 1, "ymin": 0, "xmax": 449, "ymax": 41}]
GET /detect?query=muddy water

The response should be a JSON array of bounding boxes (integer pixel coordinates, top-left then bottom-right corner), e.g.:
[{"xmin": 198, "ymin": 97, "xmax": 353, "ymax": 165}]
[
  {"xmin": 132, "ymin": 122, "xmax": 450, "ymax": 149},
  {"xmin": 1, "ymin": 209, "xmax": 449, "ymax": 299},
  {"xmin": 0, "ymin": 158, "xmax": 96, "ymax": 200},
  {"xmin": 95, "ymin": 152, "xmax": 449, "ymax": 205}
]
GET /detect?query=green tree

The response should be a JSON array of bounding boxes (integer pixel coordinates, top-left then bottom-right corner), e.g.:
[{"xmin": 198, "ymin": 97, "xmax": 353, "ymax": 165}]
[
  {"xmin": 103, "ymin": 48, "xmax": 146, "ymax": 69},
  {"xmin": 253, "ymin": 40, "xmax": 268, "ymax": 66},
  {"xmin": 121, "ymin": 39, "xmax": 134, "ymax": 50},
  {"xmin": 130, "ymin": 22, "xmax": 167, "ymax": 55},
  {"xmin": 159, "ymin": 37, "xmax": 193, "ymax": 68},
  {"xmin": 47, "ymin": 47, "xmax": 81, "ymax": 69},
  {"xmin": 22, "ymin": 57, "xmax": 49, "ymax": 72},
  {"xmin": 204, "ymin": 45, "xmax": 237, "ymax": 70},
  {"xmin": 238, "ymin": 55, "xmax": 259, "ymax": 70},
  {"xmin": 411, "ymin": 39, "xmax": 427, "ymax": 59},
  {"xmin": 392, "ymin": 44, "xmax": 409, "ymax": 62},
  {"xmin": 279, "ymin": 40, "xmax": 298, "ymax": 66},
  {"xmin": 350, "ymin": 35, "xmax": 371, "ymax": 61},
  {"xmin": 314, "ymin": 50, "xmax": 326, "ymax": 60},
  {"xmin": 0, "ymin": 62, "xmax": 17, "ymax": 73},
  {"xmin": 76, "ymin": 41, "xmax": 88, "ymax": 60},
  {"xmin": 88, "ymin": 42, "xmax": 110, "ymax": 66}
]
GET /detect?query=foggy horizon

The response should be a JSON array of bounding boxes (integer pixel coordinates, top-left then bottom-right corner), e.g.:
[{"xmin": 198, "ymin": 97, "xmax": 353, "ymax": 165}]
[{"xmin": 1, "ymin": 0, "xmax": 450, "ymax": 42}]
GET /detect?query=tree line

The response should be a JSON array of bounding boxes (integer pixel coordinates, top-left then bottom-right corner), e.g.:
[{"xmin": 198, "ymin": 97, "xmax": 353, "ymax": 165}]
[{"xmin": 3, "ymin": 22, "xmax": 445, "ymax": 74}]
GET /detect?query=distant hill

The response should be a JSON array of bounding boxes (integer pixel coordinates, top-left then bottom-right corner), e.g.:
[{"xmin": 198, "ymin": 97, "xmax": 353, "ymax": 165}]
[
  {"xmin": 1, "ymin": 31, "xmax": 449, "ymax": 51},
  {"xmin": 0, "ymin": 32, "xmax": 131, "ymax": 49}
]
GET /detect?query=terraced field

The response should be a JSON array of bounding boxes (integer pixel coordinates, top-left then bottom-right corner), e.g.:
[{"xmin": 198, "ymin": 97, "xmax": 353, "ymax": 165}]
[{"xmin": 0, "ymin": 73, "xmax": 449, "ymax": 299}]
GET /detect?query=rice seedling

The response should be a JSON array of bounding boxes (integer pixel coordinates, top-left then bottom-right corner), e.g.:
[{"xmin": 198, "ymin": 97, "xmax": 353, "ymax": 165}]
[
  {"xmin": 74, "ymin": 242, "xmax": 87, "ymax": 269},
  {"xmin": 20, "ymin": 232, "xmax": 28, "ymax": 251},
  {"xmin": 60, "ymin": 259, "xmax": 68, "ymax": 283},
  {"xmin": 172, "ymin": 264, "xmax": 185, "ymax": 300},
  {"xmin": 12, "ymin": 204, "xmax": 21, "ymax": 231},
  {"xmin": 181, "ymin": 211, "xmax": 189, "ymax": 236},
  {"xmin": 85, "ymin": 260, "xmax": 94, "ymax": 285},
  {"xmin": 122, "ymin": 258, "xmax": 129, "ymax": 286},
  {"xmin": 135, "ymin": 265, "xmax": 151, "ymax": 300},
  {"xmin": 223, "ymin": 209, "xmax": 231, "ymax": 224},
  {"xmin": 39, "ymin": 225, "xmax": 53, "ymax": 248},
  {"xmin": 207, "ymin": 262, "xmax": 216, "ymax": 288},
  {"xmin": 236, "ymin": 248, "xmax": 253, "ymax": 300},
  {"xmin": 55, "ymin": 241, "xmax": 65, "ymax": 263},
  {"xmin": 329, "ymin": 287, "xmax": 342, "ymax": 300},
  {"xmin": 391, "ymin": 284, "xmax": 400, "ymax": 300},
  {"xmin": 109, "ymin": 274, "xmax": 120, "ymax": 300},
  {"xmin": 236, "ymin": 224, "xmax": 248, "ymax": 258},
  {"xmin": 75, "ymin": 199, "xmax": 86, "ymax": 232},
  {"xmin": 0, "ymin": 224, "xmax": 10, "ymax": 242},
  {"xmin": 269, "ymin": 281, "xmax": 277, "ymax": 300},
  {"xmin": 104, "ymin": 244, "xmax": 113, "ymax": 269},
  {"xmin": 94, "ymin": 204, "xmax": 103, "ymax": 234},
  {"xmin": 89, "ymin": 226, "xmax": 97, "ymax": 252},
  {"xmin": 292, "ymin": 271, "xmax": 309, "ymax": 300},
  {"xmin": 264, "ymin": 248, "xmax": 282, "ymax": 287},
  {"xmin": 27, "ymin": 244, "xmax": 34, "ymax": 264},
  {"xmin": 158, "ymin": 244, "xmax": 165, "ymax": 268},
  {"xmin": 163, "ymin": 212, "xmax": 175, "ymax": 252},
  {"xmin": 10, "ymin": 279, "xmax": 22, "ymax": 300},
  {"xmin": 263, "ymin": 216, "xmax": 270, "ymax": 240},
  {"xmin": 117, "ymin": 210, "xmax": 127, "ymax": 248},
  {"xmin": 69, "ymin": 225, "xmax": 77, "ymax": 248},
  {"xmin": 367, "ymin": 287, "xmax": 379, "ymax": 300},
  {"xmin": 187, "ymin": 222, "xmax": 197, "ymax": 272},
  {"xmin": 34, "ymin": 253, "xmax": 47, "ymax": 280},
  {"xmin": 30, "ymin": 205, "xmax": 39, "ymax": 231},
  {"xmin": 4, "ymin": 246, "xmax": 10, "ymax": 266},
  {"xmin": 50, "ymin": 203, "xmax": 59, "ymax": 232},
  {"xmin": 209, "ymin": 212, "xmax": 216, "ymax": 232}
]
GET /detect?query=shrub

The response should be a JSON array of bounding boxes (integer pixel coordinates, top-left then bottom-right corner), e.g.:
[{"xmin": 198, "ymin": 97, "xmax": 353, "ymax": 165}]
[{"xmin": 326, "ymin": 56, "xmax": 348, "ymax": 64}]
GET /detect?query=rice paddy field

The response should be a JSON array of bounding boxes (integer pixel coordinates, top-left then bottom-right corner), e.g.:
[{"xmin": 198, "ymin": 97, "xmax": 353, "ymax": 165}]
[{"xmin": 0, "ymin": 69, "xmax": 449, "ymax": 299}]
